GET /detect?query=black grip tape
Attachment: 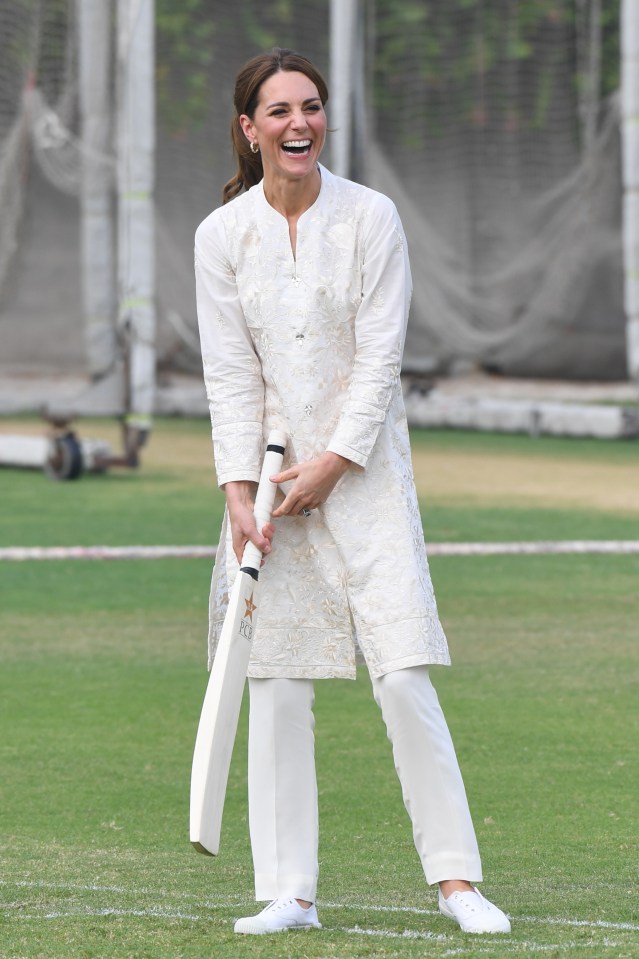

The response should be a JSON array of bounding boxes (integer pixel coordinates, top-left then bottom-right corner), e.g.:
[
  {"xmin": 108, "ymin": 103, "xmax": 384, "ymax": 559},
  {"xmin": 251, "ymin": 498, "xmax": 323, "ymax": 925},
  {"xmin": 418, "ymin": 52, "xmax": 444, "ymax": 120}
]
[
  {"xmin": 240, "ymin": 566, "xmax": 259, "ymax": 581},
  {"xmin": 266, "ymin": 444, "xmax": 285, "ymax": 455}
]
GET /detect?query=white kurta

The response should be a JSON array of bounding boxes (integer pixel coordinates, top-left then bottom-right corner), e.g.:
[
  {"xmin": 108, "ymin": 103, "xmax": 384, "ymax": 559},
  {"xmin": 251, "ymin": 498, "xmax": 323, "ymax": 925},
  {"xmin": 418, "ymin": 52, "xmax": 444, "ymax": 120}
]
[{"xmin": 195, "ymin": 164, "xmax": 450, "ymax": 679}]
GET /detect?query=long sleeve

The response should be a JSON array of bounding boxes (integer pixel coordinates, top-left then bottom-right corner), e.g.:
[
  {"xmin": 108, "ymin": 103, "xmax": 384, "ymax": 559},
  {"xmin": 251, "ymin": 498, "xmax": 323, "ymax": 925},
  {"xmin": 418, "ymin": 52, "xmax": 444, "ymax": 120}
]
[
  {"xmin": 195, "ymin": 213, "xmax": 264, "ymax": 486},
  {"xmin": 202, "ymin": 172, "xmax": 451, "ymax": 682},
  {"xmin": 326, "ymin": 194, "xmax": 412, "ymax": 468}
]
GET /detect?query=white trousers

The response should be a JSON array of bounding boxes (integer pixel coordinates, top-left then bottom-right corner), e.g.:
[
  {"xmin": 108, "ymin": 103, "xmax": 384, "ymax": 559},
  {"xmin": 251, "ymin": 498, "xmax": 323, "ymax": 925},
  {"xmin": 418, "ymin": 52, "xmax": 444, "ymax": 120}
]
[{"xmin": 247, "ymin": 666, "xmax": 482, "ymax": 902}]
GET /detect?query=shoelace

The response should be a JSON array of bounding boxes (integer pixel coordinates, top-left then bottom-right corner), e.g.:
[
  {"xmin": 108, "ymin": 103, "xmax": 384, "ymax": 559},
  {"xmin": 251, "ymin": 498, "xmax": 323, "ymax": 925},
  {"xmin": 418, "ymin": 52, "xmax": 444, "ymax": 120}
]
[
  {"xmin": 266, "ymin": 898, "xmax": 296, "ymax": 912},
  {"xmin": 451, "ymin": 890, "xmax": 489, "ymax": 913}
]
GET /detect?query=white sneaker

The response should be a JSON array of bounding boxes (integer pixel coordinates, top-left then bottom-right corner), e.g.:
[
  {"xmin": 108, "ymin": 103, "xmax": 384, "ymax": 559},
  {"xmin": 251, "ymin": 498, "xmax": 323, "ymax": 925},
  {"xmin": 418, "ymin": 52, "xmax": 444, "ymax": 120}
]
[
  {"xmin": 234, "ymin": 897, "xmax": 322, "ymax": 935},
  {"xmin": 439, "ymin": 887, "xmax": 511, "ymax": 934}
]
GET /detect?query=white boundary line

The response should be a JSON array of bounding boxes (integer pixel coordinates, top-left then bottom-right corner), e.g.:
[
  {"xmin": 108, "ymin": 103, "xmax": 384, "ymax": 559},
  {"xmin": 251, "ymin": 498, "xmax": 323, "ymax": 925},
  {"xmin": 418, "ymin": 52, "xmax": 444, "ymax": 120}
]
[
  {"xmin": 2, "ymin": 541, "xmax": 639, "ymax": 561},
  {"xmin": 0, "ymin": 545, "xmax": 218, "ymax": 561},
  {"xmin": 427, "ymin": 541, "xmax": 639, "ymax": 556}
]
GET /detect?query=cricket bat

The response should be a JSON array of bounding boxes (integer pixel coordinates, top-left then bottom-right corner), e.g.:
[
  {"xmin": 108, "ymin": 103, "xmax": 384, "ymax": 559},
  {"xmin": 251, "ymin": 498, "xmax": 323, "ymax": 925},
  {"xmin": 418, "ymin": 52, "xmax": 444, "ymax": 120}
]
[{"xmin": 190, "ymin": 430, "xmax": 286, "ymax": 856}]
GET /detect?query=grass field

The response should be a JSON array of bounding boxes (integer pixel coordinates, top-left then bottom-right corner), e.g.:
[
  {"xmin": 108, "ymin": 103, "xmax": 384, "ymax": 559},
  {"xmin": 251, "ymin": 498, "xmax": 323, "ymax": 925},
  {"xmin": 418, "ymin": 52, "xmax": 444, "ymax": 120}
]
[{"xmin": 1, "ymin": 418, "xmax": 638, "ymax": 958}]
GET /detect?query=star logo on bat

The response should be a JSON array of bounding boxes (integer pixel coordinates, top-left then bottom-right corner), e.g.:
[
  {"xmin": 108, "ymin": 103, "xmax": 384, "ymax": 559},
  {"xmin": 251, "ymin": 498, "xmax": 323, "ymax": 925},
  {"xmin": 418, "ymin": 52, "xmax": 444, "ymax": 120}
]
[{"xmin": 244, "ymin": 593, "xmax": 257, "ymax": 621}]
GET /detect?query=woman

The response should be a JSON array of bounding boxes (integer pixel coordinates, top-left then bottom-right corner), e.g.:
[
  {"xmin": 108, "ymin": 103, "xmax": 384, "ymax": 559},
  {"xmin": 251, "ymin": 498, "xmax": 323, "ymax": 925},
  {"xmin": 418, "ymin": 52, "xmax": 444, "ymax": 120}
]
[{"xmin": 195, "ymin": 48, "xmax": 510, "ymax": 936}]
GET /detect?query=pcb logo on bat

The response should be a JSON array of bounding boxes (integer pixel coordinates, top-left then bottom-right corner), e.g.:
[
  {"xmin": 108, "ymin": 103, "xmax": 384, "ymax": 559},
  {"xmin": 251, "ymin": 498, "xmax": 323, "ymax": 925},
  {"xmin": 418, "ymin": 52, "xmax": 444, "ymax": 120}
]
[{"xmin": 240, "ymin": 592, "xmax": 257, "ymax": 642}]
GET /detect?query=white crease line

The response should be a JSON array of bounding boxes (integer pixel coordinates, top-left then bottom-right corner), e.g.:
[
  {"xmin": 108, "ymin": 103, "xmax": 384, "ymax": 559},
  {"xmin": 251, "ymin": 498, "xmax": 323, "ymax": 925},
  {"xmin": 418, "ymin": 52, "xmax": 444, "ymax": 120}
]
[
  {"xmin": 5, "ymin": 907, "xmax": 205, "ymax": 921},
  {"xmin": 344, "ymin": 925, "xmax": 449, "ymax": 941},
  {"xmin": 345, "ymin": 927, "xmax": 625, "ymax": 951},
  {"xmin": 0, "ymin": 907, "xmax": 630, "ymax": 953},
  {"xmin": 517, "ymin": 914, "xmax": 639, "ymax": 932},
  {"xmin": 441, "ymin": 943, "xmax": 625, "ymax": 956},
  {"xmin": 0, "ymin": 878, "xmax": 243, "ymax": 907},
  {"xmin": 322, "ymin": 898, "xmax": 438, "ymax": 916},
  {"xmin": 323, "ymin": 901, "xmax": 639, "ymax": 933},
  {"xmin": 2, "ymin": 882, "xmax": 639, "ymax": 934}
]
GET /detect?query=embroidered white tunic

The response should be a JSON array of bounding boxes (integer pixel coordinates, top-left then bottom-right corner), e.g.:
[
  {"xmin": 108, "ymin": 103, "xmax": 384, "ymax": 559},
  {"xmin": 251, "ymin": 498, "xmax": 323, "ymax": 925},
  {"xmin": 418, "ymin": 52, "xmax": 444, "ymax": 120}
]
[{"xmin": 195, "ymin": 164, "xmax": 450, "ymax": 680}]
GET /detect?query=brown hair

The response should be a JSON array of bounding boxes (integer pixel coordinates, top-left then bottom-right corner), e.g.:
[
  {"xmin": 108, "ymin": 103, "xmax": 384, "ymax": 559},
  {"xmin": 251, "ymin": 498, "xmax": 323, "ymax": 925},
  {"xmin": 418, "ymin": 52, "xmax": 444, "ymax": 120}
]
[{"xmin": 222, "ymin": 48, "xmax": 329, "ymax": 205}]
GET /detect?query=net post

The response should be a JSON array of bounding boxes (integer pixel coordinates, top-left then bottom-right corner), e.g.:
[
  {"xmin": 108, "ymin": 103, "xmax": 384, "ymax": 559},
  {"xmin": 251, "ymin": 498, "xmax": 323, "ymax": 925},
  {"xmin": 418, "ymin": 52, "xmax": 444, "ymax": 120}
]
[
  {"xmin": 116, "ymin": 0, "xmax": 156, "ymax": 426},
  {"xmin": 622, "ymin": 0, "xmax": 639, "ymax": 381},
  {"xmin": 330, "ymin": 0, "xmax": 358, "ymax": 179},
  {"xmin": 77, "ymin": 0, "xmax": 118, "ymax": 382}
]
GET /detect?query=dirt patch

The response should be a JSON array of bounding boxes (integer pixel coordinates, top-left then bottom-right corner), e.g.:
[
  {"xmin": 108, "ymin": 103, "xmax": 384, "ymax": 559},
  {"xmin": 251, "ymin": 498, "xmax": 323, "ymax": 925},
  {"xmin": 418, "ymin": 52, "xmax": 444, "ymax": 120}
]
[
  {"xmin": 2, "ymin": 417, "xmax": 637, "ymax": 513},
  {"xmin": 412, "ymin": 447, "xmax": 639, "ymax": 514}
]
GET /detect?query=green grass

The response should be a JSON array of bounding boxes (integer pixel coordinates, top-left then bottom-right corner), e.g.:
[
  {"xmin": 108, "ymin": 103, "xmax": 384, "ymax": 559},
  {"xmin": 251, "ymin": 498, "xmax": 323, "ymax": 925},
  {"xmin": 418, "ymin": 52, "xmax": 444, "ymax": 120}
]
[
  {"xmin": 0, "ymin": 420, "xmax": 223, "ymax": 549},
  {"xmin": 1, "ymin": 421, "xmax": 639, "ymax": 957},
  {"xmin": 2, "ymin": 419, "xmax": 639, "ymax": 546},
  {"xmin": 422, "ymin": 502, "xmax": 639, "ymax": 542},
  {"xmin": 410, "ymin": 426, "xmax": 639, "ymax": 463}
]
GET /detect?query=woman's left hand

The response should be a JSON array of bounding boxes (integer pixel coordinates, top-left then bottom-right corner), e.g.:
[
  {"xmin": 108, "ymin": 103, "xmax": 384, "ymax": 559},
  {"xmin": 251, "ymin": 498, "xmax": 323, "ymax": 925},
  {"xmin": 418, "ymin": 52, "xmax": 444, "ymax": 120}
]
[{"xmin": 271, "ymin": 452, "xmax": 351, "ymax": 517}]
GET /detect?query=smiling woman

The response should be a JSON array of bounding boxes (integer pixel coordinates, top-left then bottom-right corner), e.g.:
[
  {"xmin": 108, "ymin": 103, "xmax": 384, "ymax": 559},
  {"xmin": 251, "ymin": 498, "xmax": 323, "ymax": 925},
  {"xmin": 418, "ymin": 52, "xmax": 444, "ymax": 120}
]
[
  {"xmin": 238, "ymin": 71, "xmax": 327, "ymax": 251},
  {"xmin": 242, "ymin": 82, "xmax": 326, "ymax": 160},
  {"xmin": 193, "ymin": 47, "xmax": 511, "ymax": 939},
  {"xmin": 223, "ymin": 48, "xmax": 329, "ymax": 206}
]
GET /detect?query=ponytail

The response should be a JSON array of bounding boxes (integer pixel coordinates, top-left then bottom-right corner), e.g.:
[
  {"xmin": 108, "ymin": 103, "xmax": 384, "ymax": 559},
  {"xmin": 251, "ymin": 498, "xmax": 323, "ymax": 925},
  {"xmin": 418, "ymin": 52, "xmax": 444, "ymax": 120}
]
[{"xmin": 222, "ymin": 115, "xmax": 263, "ymax": 204}]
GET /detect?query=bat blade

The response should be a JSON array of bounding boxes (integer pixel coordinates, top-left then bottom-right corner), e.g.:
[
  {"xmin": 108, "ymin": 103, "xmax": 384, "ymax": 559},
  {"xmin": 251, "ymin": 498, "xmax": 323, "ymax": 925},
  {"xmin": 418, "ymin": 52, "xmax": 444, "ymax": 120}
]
[
  {"xmin": 189, "ymin": 428, "xmax": 286, "ymax": 857},
  {"xmin": 189, "ymin": 568, "xmax": 260, "ymax": 856}
]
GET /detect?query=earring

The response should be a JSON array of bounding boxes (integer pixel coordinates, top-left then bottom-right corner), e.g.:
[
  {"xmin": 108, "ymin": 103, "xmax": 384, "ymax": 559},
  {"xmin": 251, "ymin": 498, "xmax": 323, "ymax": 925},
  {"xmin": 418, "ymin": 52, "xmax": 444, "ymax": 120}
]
[{"xmin": 250, "ymin": 141, "xmax": 260, "ymax": 154}]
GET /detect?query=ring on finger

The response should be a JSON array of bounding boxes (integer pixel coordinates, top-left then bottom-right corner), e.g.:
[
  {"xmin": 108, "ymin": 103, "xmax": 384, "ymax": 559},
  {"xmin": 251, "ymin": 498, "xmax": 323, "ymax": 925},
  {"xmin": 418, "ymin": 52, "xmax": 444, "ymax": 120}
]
[{"xmin": 300, "ymin": 507, "xmax": 312, "ymax": 518}]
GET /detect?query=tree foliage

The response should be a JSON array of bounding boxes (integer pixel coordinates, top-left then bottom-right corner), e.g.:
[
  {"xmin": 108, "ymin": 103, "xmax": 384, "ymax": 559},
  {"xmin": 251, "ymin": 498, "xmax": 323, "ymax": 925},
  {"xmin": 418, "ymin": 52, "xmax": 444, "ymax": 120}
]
[
  {"xmin": 154, "ymin": 0, "xmax": 620, "ymax": 137},
  {"xmin": 155, "ymin": 0, "xmax": 328, "ymax": 135},
  {"xmin": 373, "ymin": 0, "xmax": 620, "ymax": 138}
]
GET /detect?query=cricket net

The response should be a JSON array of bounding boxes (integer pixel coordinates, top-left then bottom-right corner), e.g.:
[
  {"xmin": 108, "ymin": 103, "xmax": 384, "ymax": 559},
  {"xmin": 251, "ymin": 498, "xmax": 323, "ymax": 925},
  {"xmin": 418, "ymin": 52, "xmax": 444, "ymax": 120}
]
[{"xmin": 0, "ymin": 0, "xmax": 625, "ymax": 396}]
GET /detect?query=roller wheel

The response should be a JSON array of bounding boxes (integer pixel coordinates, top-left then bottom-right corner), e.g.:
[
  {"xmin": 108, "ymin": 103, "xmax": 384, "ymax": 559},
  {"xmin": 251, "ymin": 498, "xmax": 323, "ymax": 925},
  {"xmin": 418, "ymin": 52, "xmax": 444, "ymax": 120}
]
[{"xmin": 45, "ymin": 432, "xmax": 84, "ymax": 481}]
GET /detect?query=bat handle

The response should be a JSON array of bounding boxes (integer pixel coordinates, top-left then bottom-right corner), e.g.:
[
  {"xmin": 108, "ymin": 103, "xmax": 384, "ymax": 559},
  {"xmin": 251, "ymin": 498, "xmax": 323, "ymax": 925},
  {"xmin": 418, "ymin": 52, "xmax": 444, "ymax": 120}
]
[{"xmin": 240, "ymin": 430, "xmax": 287, "ymax": 574}]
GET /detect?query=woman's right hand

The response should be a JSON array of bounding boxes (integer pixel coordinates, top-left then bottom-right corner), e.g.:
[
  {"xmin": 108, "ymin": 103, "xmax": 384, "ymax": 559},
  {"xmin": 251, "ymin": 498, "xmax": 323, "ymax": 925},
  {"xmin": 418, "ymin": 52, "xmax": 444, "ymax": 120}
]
[{"xmin": 223, "ymin": 480, "xmax": 274, "ymax": 565}]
